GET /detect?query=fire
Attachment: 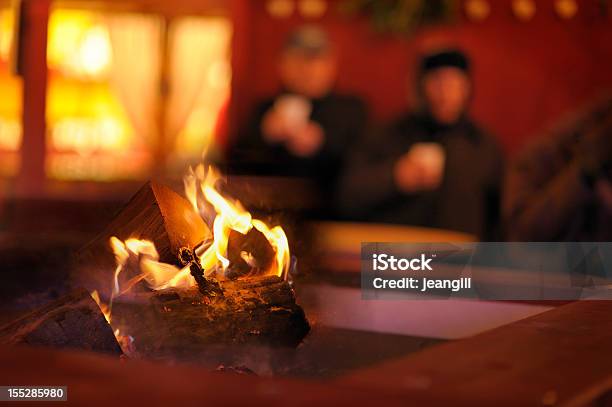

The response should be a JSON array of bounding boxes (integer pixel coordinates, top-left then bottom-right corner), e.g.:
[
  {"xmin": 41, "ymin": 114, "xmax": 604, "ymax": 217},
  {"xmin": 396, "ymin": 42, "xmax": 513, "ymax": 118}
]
[
  {"xmin": 92, "ymin": 164, "xmax": 292, "ymax": 354},
  {"xmin": 102, "ymin": 164, "xmax": 290, "ymax": 300},
  {"xmin": 109, "ymin": 237, "xmax": 193, "ymax": 291},
  {"xmin": 185, "ymin": 164, "xmax": 290, "ymax": 280},
  {"xmin": 90, "ymin": 290, "xmax": 111, "ymax": 323},
  {"xmin": 91, "ymin": 289, "xmax": 135, "ymax": 354}
]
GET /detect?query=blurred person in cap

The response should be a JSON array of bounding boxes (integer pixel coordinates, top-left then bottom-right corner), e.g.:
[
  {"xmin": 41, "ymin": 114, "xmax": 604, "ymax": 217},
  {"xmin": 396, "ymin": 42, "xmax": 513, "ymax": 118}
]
[
  {"xmin": 337, "ymin": 48, "xmax": 503, "ymax": 239},
  {"xmin": 229, "ymin": 25, "xmax": 368, "ymax": 214},
  {"xmin": 505, "ymin": 96, "xmax": 612, "ymax": 241}
]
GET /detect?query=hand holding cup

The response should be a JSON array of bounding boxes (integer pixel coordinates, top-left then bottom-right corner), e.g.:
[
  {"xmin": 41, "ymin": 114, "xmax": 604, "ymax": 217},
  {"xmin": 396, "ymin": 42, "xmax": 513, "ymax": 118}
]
[{"xmin": 394, "ymin": 143, "xmax": 446, "ymax": 193}]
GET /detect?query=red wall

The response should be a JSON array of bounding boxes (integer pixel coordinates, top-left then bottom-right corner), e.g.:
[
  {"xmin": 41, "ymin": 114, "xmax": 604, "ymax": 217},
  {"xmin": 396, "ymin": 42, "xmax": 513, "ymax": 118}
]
[{"xmin": 230, "ymin": 0, "xmax": 612, "ymax": 155}]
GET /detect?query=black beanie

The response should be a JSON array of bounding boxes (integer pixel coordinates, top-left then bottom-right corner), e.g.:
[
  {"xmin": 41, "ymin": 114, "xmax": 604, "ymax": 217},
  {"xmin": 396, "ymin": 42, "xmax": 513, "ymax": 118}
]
[{"xmin": 420, "ymin": 49, "xmax": 470, "ymax": 74}]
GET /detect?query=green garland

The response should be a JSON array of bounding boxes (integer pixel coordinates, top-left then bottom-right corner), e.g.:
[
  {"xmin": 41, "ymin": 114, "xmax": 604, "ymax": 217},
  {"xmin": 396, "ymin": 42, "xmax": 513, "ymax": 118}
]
[
  {"xmin": 340, "ymin": 0, "xmax": 610, "ymax": 34},
  {"xmin": 339, "ymin": 0, "xmax": 458, "ymax": 35}
]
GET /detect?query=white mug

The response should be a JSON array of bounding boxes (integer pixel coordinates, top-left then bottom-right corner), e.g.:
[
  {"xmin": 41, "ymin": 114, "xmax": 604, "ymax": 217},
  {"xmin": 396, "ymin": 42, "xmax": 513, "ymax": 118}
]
[{"xmin": 274, "ymin": 95, "xmax": 312, "ymax": 130}]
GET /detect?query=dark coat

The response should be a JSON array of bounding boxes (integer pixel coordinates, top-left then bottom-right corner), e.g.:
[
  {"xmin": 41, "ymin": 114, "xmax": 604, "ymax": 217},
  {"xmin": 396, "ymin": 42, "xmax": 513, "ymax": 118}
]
[
  {"xmin": 336, "ymin": 113, "xmax": 504, "ymax": 239},
  {"xmin": 229, "ymin": 92, "xmax": 368, "ymax": 201}
]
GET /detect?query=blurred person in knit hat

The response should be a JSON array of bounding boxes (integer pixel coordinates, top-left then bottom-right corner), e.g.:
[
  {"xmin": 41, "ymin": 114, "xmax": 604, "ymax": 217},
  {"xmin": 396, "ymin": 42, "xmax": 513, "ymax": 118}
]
[
  {"xmin": 337, "ymin": 48, "xmax": 504, "ymax": 239},
  {"xmin": 230, "ymin": 25, "xmax": 368, "ymax": 216}
]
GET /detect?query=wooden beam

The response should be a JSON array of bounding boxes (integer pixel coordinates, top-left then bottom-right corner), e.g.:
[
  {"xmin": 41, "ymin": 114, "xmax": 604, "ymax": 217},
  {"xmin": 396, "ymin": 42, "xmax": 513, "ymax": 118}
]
[
  {"xmin": 1, "ymin": 299, "xmax": 611, "ymax": 405},
  {"xmin": 16, "ymin": 0, "xmax": 50, "ymax": 197},
  {"xmin": 0, "ymin": 344, "xmax": 406, "ymax": 406},
  {"xmin": 153, "ymin": 16, "xmax": 171, "ymax": 175},
  {"xmin": 227, "ymin": 0, "xmax": 252, "ymax": 144},
  {"xmin": 51, "ymin": 0, "xmax": 229, "ymax": 17},
  {"xmin": 339, "ymin": 300, "xmax": 612, "ymax": 406}
]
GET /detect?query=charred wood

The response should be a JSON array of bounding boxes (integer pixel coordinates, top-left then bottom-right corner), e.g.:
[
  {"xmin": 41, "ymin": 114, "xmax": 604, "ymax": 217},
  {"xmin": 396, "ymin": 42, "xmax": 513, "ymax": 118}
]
[{"xmin": 0, "ymin": 289, "xmax": 122, "ymax": 355}]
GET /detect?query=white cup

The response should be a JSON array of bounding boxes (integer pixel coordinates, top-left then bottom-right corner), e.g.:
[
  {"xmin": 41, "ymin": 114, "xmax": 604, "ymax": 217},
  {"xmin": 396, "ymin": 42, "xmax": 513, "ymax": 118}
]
[
  {"xmin": 274, "ymin": 95, "xmax": 312, "ymax": 130},
  {"xmin": 409, "ymin": 142, "xmax": 446, "ymax": 177}
]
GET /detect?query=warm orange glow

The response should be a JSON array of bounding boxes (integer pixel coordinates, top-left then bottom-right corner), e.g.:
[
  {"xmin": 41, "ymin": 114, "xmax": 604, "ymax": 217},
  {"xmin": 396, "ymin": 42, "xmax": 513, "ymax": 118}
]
[
  {"xmin": 252, "ymin": 219, "xmax": 290, "ymax": 280},
  {"xmin": 103, "ymin": 164, "xmax": 290, "ymax": 301},
  {"xmin": 171, "ymin": 18, "xmax": 232, "ymax": 163},
  {"xmin": 79, "ymin": 26, "xmax": 112, "ymax": 77},
  {"xmin": 43, "ymin": 11, "xmax": 232, "ymax": 179},
  {"xmin": 46, "ymin": 78, "xmax": 137, "ymax": 175},
  {"xmin": 91, "ymin": 289, "xmax": 134, "ymax": 353},
  {"xmin": 0, "ymin": 10, "xmax": 14, "ymax": 61},
  {"xmin": 92, "ymin": 164, "xmax": 290, "ymax": 355},
  {"xmin": 47, "ymin": 11, "xmax": 112, "ymax": 78},
  {"xmin": 185, "ymin": 164, "xmax": 290, "ymax": 279},
  {"xmin": 0, "ymin": 8, "xmax": 23, "ymax": 178},
  {"xmin": 90, "ymin": 290, "xmax": 111, "ymax": 323},
  {"xmin": 0, "ymin": 118, "xmax": 20, "ymax": 150},
  {"xmin": 46, "ymin": 10, "xmax": 147, "ymax": 181}
]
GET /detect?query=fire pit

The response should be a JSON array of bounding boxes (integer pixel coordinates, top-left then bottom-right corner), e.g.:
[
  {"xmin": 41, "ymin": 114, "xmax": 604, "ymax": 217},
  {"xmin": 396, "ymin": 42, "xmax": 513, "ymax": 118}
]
[
  {"xmin": 2, "ymin": 164, "xmax": 310, "ymax": 360},
  {"xmin": 0, "ymin": 171, "xmax": 560, "ymax": 381}
]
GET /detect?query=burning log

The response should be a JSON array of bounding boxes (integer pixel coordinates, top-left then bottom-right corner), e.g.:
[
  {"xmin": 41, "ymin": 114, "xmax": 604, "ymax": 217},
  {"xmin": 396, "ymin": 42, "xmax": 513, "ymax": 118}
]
[
  {"xmin": 74, "ymin": 181, "xmax": 210, "ymax": 296},
  {"xmin": 226, "ymin": 228, "xmax": 276, "ymax": 279},
  {"xmin": 74, "ymin": 167, "xmax": 310, "ymax": 351},
  {"xmin": 0, "ymin": 289, "xmax": 122, "ymax": 356},
  {"xmin": 110, "ymin": 275, "xmax": 310, "ymax": 352}
]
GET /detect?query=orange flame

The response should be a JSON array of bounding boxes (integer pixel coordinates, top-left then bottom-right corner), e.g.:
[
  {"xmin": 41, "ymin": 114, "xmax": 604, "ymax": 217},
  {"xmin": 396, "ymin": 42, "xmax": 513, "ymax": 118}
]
[
  {"xmin": 93, "ymin": 164, "xmax": 291, "ymax": 352},
  {"xmin": 103, "ymin": 164, "xmax": 290, "ymax": 303},
  {"xmin": 90, "ymin": 290, "xmax": 111, "ymax": 323},
  {"xmin": 109, "ymin": 236, "xmax": 193, "ymax": 291},
  {"xmin": 91, "ymin": 290, "xmax": 134, "ymax": 354},
  {"xmin": 184, "ymin": 164, "xmax": 290, "ymax": 279}
]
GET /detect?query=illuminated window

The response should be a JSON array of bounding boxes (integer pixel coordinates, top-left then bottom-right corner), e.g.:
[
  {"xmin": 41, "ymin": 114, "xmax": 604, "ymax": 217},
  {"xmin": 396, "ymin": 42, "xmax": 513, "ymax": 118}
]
[
  {"xmin": 46, "ymin": 9, "xmax": 153, "ymax": 181},
  {"xmin": 0, "ymin": 7, "xmax": 22, "ymax": 178},
  {"xmin": 170, "ymin": 17, "xmax": 232, "ymax": 167},
  {"xmin": 46, "ymin": 10, "xmax": 232, "ymax": 181}
]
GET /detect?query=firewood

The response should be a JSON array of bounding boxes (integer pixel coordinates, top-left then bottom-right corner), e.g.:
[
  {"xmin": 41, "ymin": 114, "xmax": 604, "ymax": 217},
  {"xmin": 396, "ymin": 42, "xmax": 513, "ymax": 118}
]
[
  {"xmin": 72, "ymin": 181, "xmax": 310, "ymax": 351},
  {"xmin": 226, "ymin": 228, "xmax": 275, "ymax": 278},
  {"xmin": 73, "ymin": 182, "xmax": 210, "ymax": 296},
  {"xmin": 0, "ymin": 288, "xmax": 122, "ymax": 355},
  {"xmin": 110, "ymin": 275, "xmax": 310, "ymax": 353}
]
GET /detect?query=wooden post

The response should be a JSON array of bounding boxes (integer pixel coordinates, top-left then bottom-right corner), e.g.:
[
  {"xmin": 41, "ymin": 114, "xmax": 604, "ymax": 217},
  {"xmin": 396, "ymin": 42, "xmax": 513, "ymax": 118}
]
[
  {"xmin": 227, "ymin": 0, "xmax": 253, "ymax": 147},
  {"xmin": 154, "ymin": 16, "xmax": 172, "ymax": 176},
  {"xmin": 16, "ymin": 0, "xmax": 50, "ymax": 197}
]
